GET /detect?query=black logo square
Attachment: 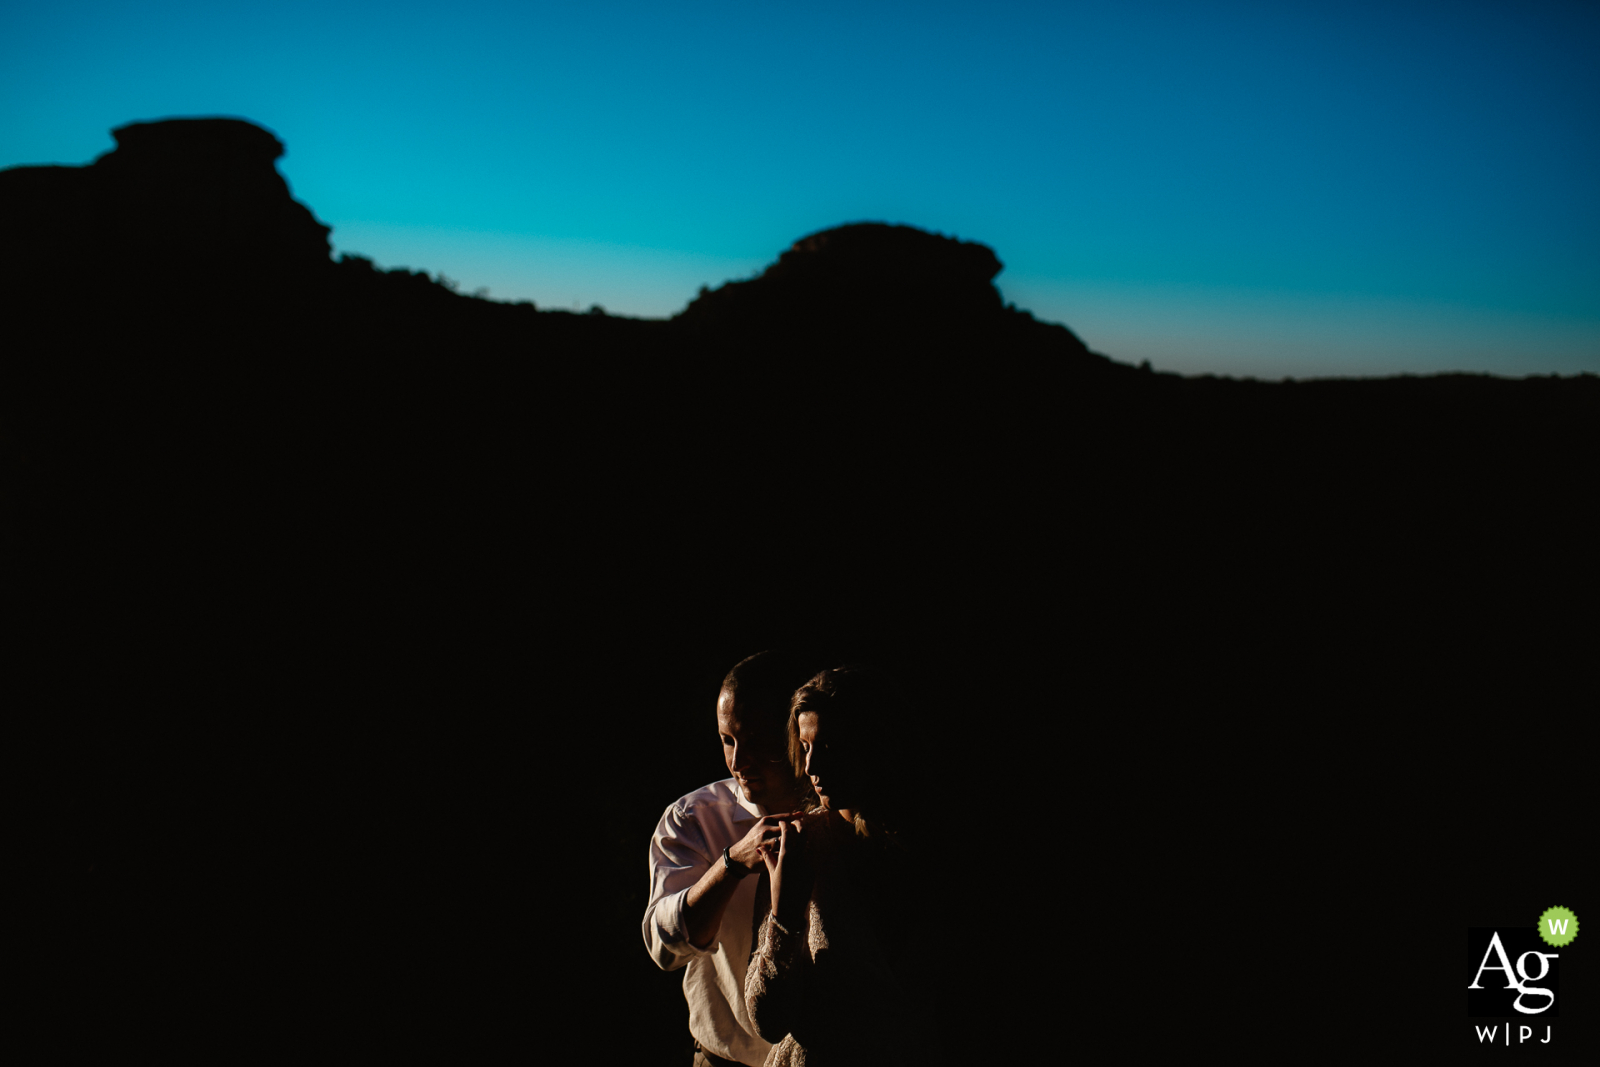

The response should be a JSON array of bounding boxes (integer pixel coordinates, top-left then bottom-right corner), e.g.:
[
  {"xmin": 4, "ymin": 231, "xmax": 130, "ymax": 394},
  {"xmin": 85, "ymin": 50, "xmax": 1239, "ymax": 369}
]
[{"xmin": 1468, "ymin": 927, "xmax": 1560, "ymax": 1018}]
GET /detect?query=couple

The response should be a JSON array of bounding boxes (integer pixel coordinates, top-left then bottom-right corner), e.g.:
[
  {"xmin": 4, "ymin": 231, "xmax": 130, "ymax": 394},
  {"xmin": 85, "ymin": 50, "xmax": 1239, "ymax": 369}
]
[{"xmin": 644, "ymin": 651, "xmax": 927, "ymax": 1067}]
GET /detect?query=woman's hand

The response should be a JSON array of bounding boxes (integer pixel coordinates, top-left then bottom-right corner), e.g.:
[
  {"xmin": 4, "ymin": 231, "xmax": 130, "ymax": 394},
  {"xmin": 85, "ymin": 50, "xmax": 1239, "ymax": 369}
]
[{"xmin": 762, "ymin": 814, "xmax": 813, "ymax": 927}]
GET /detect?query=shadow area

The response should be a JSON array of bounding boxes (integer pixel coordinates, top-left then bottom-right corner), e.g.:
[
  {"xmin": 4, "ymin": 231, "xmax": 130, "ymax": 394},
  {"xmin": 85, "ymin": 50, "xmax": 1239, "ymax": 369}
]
[{"xmin": 4, "ymin": 118, "xmax": 1594, "ymax": 1059}]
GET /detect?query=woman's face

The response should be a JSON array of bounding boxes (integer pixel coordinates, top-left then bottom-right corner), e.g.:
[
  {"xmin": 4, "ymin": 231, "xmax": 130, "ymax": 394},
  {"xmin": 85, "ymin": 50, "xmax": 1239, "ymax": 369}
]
[{"xmin": 797, "ymin": 710, "xmax": 856, "ymax": 813}]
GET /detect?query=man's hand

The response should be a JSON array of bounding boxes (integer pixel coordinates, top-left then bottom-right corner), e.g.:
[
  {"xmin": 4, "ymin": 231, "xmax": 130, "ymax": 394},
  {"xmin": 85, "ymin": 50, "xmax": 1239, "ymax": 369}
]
[
  {"xmin": 728, "ymin": 813, "xmax": 804, "ymax": 873},
  {"xmin": 682, "ymin": 810, "xmax": 807, "ymax": 950}
]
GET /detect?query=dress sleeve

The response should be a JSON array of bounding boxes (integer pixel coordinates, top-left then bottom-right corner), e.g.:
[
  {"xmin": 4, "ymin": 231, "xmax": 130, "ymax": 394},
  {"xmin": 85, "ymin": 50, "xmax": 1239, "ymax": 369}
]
[
  {"xmin": 744, "ymin": 909, "xmax": 809, "ymax": 1044},
  {"xmin": 641, "ymin": 803, "xmax": 715, "ymax": 970}
]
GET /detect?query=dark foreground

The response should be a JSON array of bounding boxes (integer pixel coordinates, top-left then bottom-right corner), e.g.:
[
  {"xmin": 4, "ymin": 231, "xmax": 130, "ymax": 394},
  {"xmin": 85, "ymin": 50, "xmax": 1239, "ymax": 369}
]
[{"xmin": 6, "ymin": 119, "xmax": 1593, "ymax": 1059}]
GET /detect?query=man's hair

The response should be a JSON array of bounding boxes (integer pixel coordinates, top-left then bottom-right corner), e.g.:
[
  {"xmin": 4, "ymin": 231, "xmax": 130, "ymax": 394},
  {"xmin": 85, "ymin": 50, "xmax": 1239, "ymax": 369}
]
[{"xmin": 722, "ymin": 650, "xmax": 820, "ymax": 737}]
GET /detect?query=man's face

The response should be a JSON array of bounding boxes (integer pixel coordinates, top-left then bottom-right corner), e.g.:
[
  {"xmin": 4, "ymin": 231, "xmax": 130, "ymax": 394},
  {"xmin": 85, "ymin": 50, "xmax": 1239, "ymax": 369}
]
[{"xmin": 717, "ymin": 688, "xmax": 793, "ymax": 810}]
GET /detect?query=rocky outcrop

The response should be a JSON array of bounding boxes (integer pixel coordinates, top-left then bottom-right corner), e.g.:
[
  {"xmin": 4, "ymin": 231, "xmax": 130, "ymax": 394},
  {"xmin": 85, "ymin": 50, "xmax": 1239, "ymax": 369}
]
[
  {"xmin": 678, "ymin": 222, "xmax": 1006, "ymax": 332},
  {"xmin": 0, "ymin": 117, "xmax": 332, "ymax": 297},
  {"xmin": 672, "ymin": 221, "xmax": 1109, "ymax": 381}
]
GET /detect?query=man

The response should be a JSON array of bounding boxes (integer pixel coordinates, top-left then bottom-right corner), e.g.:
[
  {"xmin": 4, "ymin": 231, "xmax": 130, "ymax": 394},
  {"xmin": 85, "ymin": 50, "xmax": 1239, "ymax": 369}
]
[{"xmin": 644, "ymin": 651, "xmax": 818, "ymax": 1067}]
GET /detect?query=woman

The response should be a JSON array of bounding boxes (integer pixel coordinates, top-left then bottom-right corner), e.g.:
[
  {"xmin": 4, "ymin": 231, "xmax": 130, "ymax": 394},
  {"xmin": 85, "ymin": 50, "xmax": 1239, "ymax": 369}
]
[{"xmin": 743, "ymin": 666, "xmax": 923, "ymax": 1066}]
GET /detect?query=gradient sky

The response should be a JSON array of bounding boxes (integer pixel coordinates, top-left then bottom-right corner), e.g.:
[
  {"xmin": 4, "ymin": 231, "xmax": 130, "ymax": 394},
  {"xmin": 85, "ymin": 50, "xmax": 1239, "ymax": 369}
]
[{"xmin": 4, "ymin": 0, "xmax": 1599, "ymax": 376}]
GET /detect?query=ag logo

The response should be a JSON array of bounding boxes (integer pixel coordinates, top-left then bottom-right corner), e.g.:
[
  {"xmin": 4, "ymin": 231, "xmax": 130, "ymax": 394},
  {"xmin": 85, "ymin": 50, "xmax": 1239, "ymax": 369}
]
[{"xmin": 1468, "ymin": 927, "xmax": 1559, "ymax": 1017}]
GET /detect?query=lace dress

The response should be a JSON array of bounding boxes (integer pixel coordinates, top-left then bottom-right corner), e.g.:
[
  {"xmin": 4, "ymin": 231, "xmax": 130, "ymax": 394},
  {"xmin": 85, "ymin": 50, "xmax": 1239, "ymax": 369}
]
[{"xmin": 743, "ymin": 813, "xmax": 914, "ymax": 1067}]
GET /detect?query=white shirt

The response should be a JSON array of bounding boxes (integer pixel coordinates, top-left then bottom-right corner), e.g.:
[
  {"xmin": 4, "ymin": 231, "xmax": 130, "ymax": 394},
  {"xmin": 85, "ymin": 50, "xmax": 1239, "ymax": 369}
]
[{"xmin": 644, "ymin": 778, "xmax": 772, "ymax": 1067}]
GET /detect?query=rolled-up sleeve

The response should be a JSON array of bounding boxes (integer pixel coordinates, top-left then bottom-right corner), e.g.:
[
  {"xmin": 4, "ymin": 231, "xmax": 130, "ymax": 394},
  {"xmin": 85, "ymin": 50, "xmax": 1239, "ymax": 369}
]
[{"xmin": 643, "ymin": 802, "xmax": 714, "ymax": 970}]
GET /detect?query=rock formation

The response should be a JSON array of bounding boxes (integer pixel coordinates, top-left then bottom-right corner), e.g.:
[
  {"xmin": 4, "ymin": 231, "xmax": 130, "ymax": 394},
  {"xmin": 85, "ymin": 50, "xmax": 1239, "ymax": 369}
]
[
  {"xmin": 1, "ymin": 118, "xmax": 333, "ymax": 301},
  {"xmin": 679, "ymin": 221, "xmax": 1006, "ymax": 331}
]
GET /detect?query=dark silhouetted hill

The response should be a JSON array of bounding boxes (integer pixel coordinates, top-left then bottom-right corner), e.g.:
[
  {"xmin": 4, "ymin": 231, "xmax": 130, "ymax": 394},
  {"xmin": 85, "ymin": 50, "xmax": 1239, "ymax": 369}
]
[
  {"xmin": 5, "ymin": 118, "xmax": 1594, "ymax": 1059},
  {"xmin": 681, "ymin": 221, "xmax": 1064, "ymax": 342},
  {"xmin": 2, "ymin": 119, "xmax": 330, "ymax": 299}
]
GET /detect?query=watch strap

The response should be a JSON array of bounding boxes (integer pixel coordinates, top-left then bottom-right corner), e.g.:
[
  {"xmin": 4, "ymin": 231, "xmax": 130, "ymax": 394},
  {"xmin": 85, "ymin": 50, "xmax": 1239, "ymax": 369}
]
[{"xmin": 723, "ymin": 845, "xmax": 751, "ymax": 878}]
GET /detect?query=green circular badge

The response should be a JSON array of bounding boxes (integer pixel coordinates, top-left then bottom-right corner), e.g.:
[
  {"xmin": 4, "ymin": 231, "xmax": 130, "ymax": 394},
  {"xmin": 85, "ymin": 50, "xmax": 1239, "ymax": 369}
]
[{"xmin": 1538, "ymin": 906, "xmax": 1579, "ymax": 948}]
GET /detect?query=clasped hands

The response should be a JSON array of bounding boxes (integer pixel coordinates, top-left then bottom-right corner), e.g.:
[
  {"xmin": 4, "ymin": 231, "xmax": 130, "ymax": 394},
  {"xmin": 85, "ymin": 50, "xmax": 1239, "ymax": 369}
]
[{"xmin": 731, "ymin": 810, "xmax": 818, "ymax": 923}]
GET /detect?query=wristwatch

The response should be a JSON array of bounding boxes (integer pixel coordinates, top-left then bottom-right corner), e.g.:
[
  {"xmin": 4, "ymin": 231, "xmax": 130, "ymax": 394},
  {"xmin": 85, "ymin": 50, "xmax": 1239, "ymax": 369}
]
[{"xmin": 723, "ymin": 846, "xmax": 753, "ymax": 878}]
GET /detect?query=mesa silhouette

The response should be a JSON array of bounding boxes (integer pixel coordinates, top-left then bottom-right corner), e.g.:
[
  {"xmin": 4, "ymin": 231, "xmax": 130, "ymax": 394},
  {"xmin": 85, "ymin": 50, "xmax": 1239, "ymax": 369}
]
[
  {"xmin": 5, "ymin": 116, "xmax": 1593, "ymax": 655},
  {"xmin": 6, "ymin": 119, "xmax": 1592, "ymax": 543}
]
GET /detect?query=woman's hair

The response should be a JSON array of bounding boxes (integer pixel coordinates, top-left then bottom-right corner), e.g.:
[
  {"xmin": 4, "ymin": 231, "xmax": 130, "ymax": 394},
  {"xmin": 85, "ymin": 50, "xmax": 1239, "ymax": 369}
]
[{"xmin": 788, "ymin": 665, "xmax": 907, "ymax": 844}]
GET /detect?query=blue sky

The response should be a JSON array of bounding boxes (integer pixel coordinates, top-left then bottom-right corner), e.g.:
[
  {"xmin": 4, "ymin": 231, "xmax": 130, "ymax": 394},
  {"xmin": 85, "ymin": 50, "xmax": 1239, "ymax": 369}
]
[{"xmin": 4, "ymin": 0, "xmax": 1598, "ymax": 376}]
